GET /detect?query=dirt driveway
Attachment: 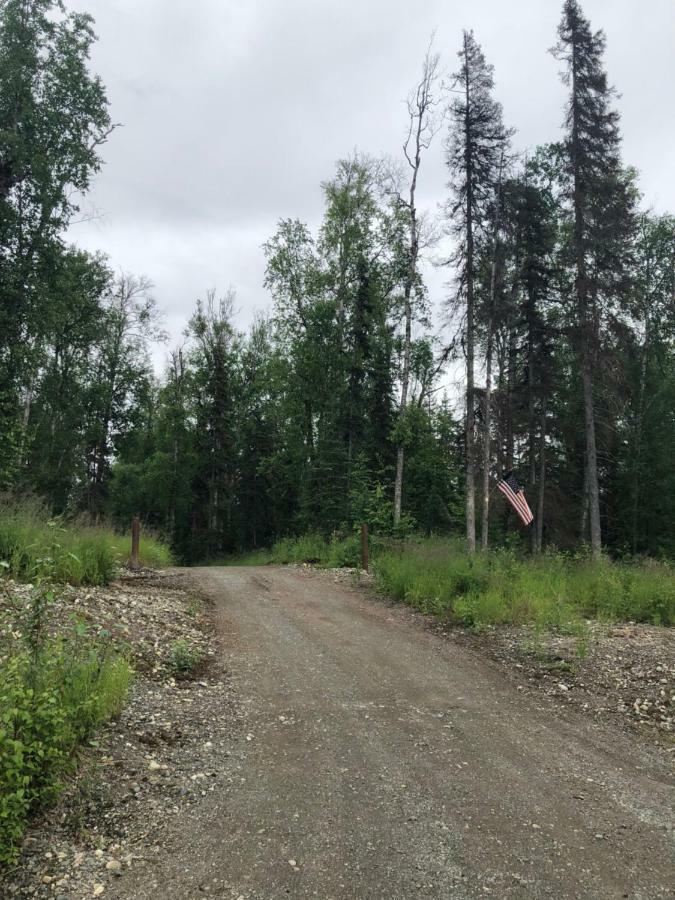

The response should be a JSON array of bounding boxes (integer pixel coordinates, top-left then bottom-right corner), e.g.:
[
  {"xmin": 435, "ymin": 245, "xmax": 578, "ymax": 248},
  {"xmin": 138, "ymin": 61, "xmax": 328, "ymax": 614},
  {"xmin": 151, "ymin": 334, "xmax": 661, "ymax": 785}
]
[{"xmin": 108, "ymin": 565, "xmax": 674, "ymax": 899}]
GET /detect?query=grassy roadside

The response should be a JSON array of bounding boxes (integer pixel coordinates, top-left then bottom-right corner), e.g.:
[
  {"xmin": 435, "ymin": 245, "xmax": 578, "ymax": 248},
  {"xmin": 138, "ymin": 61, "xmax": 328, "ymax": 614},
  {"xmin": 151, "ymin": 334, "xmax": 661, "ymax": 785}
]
[
  {"xmin": 0, "ymin": 500, "xmax": 171, "ymax": 585},
  {"xmin": 0, "ymin": 503, "xmax": 172, "ymax": 866},
  {"xmin": 374, "ymin": 538, "xmax": 674, "ymax": 628},
  {"xmin": 226, "ymin": 533, "xmax": 675, "ymax": 629}
]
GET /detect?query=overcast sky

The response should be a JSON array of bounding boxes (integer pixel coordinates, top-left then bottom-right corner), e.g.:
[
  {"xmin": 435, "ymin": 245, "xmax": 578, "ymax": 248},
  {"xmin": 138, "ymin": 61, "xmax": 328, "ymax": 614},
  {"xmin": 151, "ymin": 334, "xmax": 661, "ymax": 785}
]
[{"xmin": 67, "ymin": 0, "xmax": 675, "ymax": 372}]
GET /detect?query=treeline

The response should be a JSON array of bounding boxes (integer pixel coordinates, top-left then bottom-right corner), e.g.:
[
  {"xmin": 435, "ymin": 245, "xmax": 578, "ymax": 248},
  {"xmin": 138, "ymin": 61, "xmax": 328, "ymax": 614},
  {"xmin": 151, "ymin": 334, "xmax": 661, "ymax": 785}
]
[{"xmin": 1, "ymin": 0, "xmax": 673, "ymax": 562}]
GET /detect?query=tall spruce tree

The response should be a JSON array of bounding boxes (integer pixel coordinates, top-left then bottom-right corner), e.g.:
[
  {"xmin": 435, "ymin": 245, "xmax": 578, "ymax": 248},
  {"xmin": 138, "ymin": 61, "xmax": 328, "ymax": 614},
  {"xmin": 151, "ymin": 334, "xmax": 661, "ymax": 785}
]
[
  {"xmin": 445, "ymin": 30, "xmax": 509, "ymax": 552},
  {"xmin": 500, "ymin": 162, "xmax": 558, "ymax": 551},
  {"xmin": 552, "ymin": 0, "xmax": 635, "ymax": 557},
  {"xmin": 188, "ymin": 291, "xmax": 240, "ymax": 559},
  {"xmin": 617, "ymin": 214, "xmax": 675, "ymax": 555}
]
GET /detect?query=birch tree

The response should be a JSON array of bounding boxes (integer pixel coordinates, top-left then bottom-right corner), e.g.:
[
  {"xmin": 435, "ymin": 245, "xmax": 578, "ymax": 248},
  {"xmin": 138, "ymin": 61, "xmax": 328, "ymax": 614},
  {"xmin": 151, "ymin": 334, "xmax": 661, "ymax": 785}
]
[{"xmin": 0, "ymin": 0, "xmax": 113, "ymax": 483}]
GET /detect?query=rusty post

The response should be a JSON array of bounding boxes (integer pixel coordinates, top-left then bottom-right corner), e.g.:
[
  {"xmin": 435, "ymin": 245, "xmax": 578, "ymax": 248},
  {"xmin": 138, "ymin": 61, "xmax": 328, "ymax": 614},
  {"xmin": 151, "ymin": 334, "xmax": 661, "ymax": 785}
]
[
  {"xmin": 360, "ymin": 523, "xmax": 369, "ymax": 573},
  {"xmin": 131, "ymin": 516, "xmax": 140, "ymax": 569}
]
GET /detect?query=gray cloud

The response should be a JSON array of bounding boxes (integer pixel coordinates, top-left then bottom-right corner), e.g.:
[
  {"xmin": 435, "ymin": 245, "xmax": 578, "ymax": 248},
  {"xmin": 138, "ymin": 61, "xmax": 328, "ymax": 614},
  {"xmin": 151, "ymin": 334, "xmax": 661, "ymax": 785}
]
[{"xmin": 67, "ymin": 0, "xmax": 675, "ymax": 370}]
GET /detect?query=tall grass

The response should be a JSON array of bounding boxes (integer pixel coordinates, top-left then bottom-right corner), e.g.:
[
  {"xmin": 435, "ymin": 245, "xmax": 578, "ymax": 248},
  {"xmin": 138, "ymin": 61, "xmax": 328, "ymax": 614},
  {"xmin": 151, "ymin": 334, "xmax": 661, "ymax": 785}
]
[
  {"xmin": 0, "ymin": 499, "xmax": 172, "ymax": 585},
  {"xmin": 374, "ymin": 538, "xmax": 675, "ymax": 627}
]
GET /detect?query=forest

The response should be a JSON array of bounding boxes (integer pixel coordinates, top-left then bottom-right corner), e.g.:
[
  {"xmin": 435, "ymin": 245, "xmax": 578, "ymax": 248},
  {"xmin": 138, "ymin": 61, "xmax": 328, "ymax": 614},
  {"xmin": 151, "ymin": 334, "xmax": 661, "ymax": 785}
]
[{"xmin": 1, "ymin": 0, "xmax": 674, "ymax": 565}]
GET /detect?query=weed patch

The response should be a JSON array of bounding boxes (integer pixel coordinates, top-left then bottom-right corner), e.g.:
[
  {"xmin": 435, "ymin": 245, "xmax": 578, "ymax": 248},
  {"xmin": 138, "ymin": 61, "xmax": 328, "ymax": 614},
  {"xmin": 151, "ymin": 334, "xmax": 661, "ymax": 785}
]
[
  {"xmin": 373, "ymin": 539, "xmax": 675, "ymax": 629},
  {"xmin": 168, "ymin": 639, "xmax": 204, "ymax": 677},
  {"xmin": 0, "ymin": 498, "xmax": 171, "ymax": 585}
]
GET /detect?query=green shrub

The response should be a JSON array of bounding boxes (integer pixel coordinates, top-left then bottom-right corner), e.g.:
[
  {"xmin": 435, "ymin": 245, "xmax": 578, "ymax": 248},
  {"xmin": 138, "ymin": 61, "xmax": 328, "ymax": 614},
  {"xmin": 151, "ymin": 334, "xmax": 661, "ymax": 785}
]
[
  {"xmin": 0, "ymin": 587, "xmax": 132, "ymax": 865},
  {"xmin": 455, "ymin": 588, "xmax": 512, "ymax": 627},
  {"xmin": 169, "ymin": 639, "xmax": 203, "ymax": 675},
  {"xmin": 269, "ymin": 531, "xmax": 393, "ymax": 569},
  {"xmin": 623, "ymin": 567, "xmax": 675, "ymax": 625},
  {"xmin": 326, "ymin": 534, "xmax": 362, "ymax": 568},
  {"xmin": 131, "ymin": 534, "xmax": 173, "ymax": 570}
]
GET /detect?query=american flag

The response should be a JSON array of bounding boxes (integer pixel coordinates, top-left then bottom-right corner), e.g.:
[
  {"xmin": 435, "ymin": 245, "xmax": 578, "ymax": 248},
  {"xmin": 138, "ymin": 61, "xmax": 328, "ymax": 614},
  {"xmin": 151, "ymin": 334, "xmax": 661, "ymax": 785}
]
[{"xmin": 498, "ymin": 471, "xmax": 534, "ymax": 526}]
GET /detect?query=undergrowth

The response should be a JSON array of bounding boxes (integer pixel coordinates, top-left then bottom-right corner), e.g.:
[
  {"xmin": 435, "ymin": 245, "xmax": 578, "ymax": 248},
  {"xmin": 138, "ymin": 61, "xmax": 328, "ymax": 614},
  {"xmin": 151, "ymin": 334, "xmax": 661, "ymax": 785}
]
[
  {"xmin": 224, "ymin": 531, "xmax": 390, "ymax": 569},
  {"xmin": 0, "ymin": 499, "xmax": 172, "ymax": 585},
  {"xmin": 0, "ymin": 583, "xmax": 132, "ymax": 865},
  {"xmin": 373, "ymin": 538, "xmax": 675, "ymax": 628}
]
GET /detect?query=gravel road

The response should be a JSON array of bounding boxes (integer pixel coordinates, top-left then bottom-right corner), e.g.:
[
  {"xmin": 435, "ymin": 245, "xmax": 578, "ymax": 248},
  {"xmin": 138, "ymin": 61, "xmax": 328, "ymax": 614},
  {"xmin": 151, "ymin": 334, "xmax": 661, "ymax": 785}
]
[{"xmin": 109, "ymin": 565, "xmax": 674, "ymax": 899}]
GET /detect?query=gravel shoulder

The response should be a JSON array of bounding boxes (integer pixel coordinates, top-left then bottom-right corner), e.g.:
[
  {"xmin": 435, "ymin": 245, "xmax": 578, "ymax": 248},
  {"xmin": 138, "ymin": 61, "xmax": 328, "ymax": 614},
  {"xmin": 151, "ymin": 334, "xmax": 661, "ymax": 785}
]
[
  {"xmin": 445, "ymin": 616, "xmax": 674, "ymax": 743},
  {"xmin": 1, "ymin": 570, "xmax": 243, "ymax": 899},
  {"xmin": 3, "ymin": 565, "xmax": 674, "ymax": 899}
]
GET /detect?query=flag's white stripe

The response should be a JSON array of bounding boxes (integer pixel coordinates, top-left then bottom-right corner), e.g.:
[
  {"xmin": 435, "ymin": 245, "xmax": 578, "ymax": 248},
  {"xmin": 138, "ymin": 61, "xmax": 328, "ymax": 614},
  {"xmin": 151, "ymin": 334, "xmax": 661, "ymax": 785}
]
[
  {"xmin": 506, "ymin": 484, "xmax": 534, "ymax": 523},
  {"xmin": 498, "ymin": 483, "xmax": 530, "ymax": 524},
  {"xmin": 500, "ymin": 482, "xmax": 531, "ymax": 521},
  {"xmin": 499, "ymin": 484, "xmax": 529, "ymax": 524},
  {"xmin": 500, "ymin": 481, "xmax": 534, "ymax": 524},
  {"xmin": 499, "ymin": 482, "xmax": 533, "ymax": 524},
  {"xmin": 517, "ymin": 496, "xmax": 534, "ymax": 523},
  {"xmin": 516, "ymin": 489, "xmax": 534, "ymax": 521},
  {"xmin": 503, "ymin": 482, "xmax": 530, "ymax": 518}
]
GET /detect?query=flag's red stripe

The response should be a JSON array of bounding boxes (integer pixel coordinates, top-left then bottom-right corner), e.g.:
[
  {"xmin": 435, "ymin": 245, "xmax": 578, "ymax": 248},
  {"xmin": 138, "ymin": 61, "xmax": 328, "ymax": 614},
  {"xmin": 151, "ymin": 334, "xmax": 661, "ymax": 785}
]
[
  {"xmin": 516, "ymin": 489, "xmax": 533, "ymax": 521},
  {"xmin": 517, "ymin": 496, "xmax": 534, "ymax": 523},
  {"xmin": 507, "ymin": 484, "xmax": 534, "ymax": 523},
  {"xmin": 499, "ymin": 482, "xmax": 533, "ymax": 524},
  {"xmin": 499, "ymin": 482, "xmax": 530, "ymax": 520},
  {"xmin": 499, "ymin": 486, "xmax": 529, "ymax": 525},
  {"xmin": 498, "ymin": 483, "xmax": 529, "ymax": 524}
]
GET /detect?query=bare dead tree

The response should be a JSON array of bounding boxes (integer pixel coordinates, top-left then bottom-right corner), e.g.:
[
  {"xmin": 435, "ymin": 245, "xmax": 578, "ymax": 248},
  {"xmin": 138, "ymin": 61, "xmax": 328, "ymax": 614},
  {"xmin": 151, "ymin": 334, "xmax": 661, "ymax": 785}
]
[{"xmin": 393, "ymin": 39, "xmax": 441, "ymax": 526}]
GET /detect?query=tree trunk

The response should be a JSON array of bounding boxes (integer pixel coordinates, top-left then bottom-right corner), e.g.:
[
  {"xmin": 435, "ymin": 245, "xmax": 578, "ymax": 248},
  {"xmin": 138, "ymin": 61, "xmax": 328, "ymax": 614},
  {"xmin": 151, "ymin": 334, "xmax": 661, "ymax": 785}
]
[
  {"xmin": 572, "ymin": 38, "xmax": 601, "ymax": 558},
  {"xmin": 480, "ymin": 155, "xmax": 503, "ymax": 551},
  {"xmin": 480, "ymin": 319, "xmax": 494, "ymax": 551},
  {"xmin": 305, "ymin": 400, "xmax": 314, "ymax": 456},
  {"xmin": 496, "ymin": 339, "xmax": 507, "ymax": 477},
  {"xmin": 527, "ymin": 305, "xmax": 537, "ymax": 552},
  {"xmin": 394, "ymin": 48, "xmax": 438, "ymax": 525},
  {"xmin": 580, "ymin": 458, "xmax": 589, "ymax": 543},
  {"xmin": 534, "ymin": 400, "xmax": 546, "ymax": 553},
  {"xmin": 504, "ymin": 326, "xmax": 516, "ymax": 473},
  {"xmin": 463, "ymin": 33, "xmax": 476, "ymax": 553},
  {"xmin": 393, "ymin": 292, "xmax": 411, "ymax": 524},
  {"xmin": 17, "ymin": 380, "xmax": 34, "ymax": 469},
  {"xmin": 631, "ymin": 314, "xmax": 649, "ymax": 553},
  {"xmin": 581, "ymin": 356, "xmax": 601, "ymax": 556}
]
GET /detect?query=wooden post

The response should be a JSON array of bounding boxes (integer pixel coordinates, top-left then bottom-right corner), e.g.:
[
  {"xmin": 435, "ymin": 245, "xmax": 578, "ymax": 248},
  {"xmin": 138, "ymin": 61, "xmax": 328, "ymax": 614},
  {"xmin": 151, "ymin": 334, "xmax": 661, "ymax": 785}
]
[
  {"xmin": 131, "ymin": 516, "xmax": 140, "ymax": 569},
  {"xmin": 360, "ymin": 523, "xmax": 369, "ymax": 573}
]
